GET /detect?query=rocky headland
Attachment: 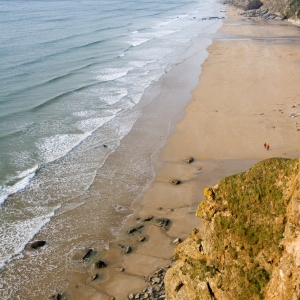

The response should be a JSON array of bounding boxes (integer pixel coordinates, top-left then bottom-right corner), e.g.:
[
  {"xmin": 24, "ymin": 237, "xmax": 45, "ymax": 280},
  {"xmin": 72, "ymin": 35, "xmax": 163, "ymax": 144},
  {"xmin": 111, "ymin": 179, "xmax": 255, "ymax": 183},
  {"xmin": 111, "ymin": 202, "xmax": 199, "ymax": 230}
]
[
  {"xmin": 225, "ymin": 0, "xmax": 300, "ymax": 24},
  {"xmin": 165, "ymin": 158, "xmax": 300, "ymax": 300}
]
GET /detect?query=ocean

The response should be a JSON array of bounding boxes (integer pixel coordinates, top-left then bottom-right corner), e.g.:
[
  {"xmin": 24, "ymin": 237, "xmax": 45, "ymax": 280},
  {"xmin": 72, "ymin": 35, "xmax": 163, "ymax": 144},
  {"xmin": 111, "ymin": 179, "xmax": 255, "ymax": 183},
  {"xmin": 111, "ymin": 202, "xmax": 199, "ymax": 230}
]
[{"xmin": 0, "ymin": 0, "xmax": 223, "ymax": 298}]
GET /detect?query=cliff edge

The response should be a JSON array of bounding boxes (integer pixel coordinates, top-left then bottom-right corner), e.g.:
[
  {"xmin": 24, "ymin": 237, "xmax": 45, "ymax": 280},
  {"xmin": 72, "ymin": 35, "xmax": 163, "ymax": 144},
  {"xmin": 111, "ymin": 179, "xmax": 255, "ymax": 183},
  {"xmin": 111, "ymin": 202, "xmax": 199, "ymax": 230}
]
[{"xmin": 165, "ymin": 158, "xmax": 300, "ymax": 299}]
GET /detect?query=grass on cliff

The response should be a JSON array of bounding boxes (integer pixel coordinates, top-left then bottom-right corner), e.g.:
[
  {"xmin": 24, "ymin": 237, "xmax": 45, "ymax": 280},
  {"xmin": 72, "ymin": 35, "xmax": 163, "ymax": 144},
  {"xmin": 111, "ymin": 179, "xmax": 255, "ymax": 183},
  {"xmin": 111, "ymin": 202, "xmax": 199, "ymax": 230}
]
[
  {"xmin": 215, "ymin": 158, "xmax": 297, "ymax": 246},
  {"xmin": 212, "ymin": 158, "xmax": 298, "ymax": 299},
  {"xmin": 286, "ymin": 0, "xmax": 300, "ymax": 18},
  {"xmin": 196, "ymin": 158, "xmax": 298, "ymax": 300}
]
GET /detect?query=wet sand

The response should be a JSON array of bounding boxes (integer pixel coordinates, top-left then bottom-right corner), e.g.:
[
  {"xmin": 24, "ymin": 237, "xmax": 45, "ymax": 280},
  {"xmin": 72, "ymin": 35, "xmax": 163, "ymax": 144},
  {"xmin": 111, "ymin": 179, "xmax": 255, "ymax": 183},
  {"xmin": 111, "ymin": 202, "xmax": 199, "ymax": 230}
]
[{"xmin": 64, "ymin": 6, "xmax": 300, "ymax": 300}]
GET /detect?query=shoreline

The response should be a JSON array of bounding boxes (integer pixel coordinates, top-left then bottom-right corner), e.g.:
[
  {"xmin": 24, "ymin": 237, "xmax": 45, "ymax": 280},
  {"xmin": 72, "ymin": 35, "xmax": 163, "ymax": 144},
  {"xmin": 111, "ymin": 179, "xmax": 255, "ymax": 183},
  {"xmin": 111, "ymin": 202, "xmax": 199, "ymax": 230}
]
[
  {"xmin": 0, "ymin": 5, "xmax": 226, "ymax": 299},
  {"xmin": 62, "ymin": 5, "xmax": 300, "ymax": 300},
  {"xmin": 62, "ymin": 23, "xmax": 225, "ymax": 300}
]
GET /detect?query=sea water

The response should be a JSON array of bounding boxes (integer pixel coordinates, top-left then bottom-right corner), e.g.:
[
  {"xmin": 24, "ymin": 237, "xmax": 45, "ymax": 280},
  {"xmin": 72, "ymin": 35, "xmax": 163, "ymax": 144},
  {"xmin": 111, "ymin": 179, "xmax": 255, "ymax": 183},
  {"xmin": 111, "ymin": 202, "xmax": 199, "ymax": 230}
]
[{"xmin": 0, "ymin": 0, "xmax": 223, "ymax": 298}]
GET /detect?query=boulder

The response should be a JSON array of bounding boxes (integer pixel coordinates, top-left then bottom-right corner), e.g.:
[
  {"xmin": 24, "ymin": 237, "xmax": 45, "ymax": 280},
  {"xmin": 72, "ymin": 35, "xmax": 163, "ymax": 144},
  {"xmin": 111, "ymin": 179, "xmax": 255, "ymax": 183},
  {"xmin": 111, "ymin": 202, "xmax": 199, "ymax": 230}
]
[
  {"xmin": 91, "ymin": 274, "xmax": 99, "ymax": 281},
  {"xmin": 128, "ymin": 228, "xmax": 137, "ymax": 234},
  {"xmin": 156, "ymin": 269, "xmax": 164, "ymax": 275},
  {"xmin": 95, "ymin": 260, "xmax": 107, "ymax": 268},
  {"xmin": 184, "ymin": 157, "xmax": 194, "ymax": 164},
  {"xmin": 232, "ymin": 0, "xmax": 263, "ymax": 10},
  {"xmin": 170, "ymin": 179, "xmax": 181, "ymax": 185},
  {"xmin": 49, "ymin": 294, "xmax": 61, "ymax": 300},
  {"xmin": 155, "ymin": 218, "xmax": 169, "ymax": 228},
  {"xmin": 127, "ymin": 225, "xmax": 144, "ymax": 234},
  {"xmin": 31, "ymin": 240, "xmax": 46, "ymax": 249},
  {"xmin": 173, "ymin": 238, "xmax": 181, "ymax": 245},
  {"xmin": 82, "ymin": 248, "xmax": 94, "ymax": 260},
  {"xmin": 156, "ymin": 218, "xmax": 170, "ymax": 227},
  {"xmin": 143, "ymin": 215, "xmax": 153, "ymax": 221},
  {"xmin": 152, "ymin": 277, "xmax": 161, "ymax": 284}
]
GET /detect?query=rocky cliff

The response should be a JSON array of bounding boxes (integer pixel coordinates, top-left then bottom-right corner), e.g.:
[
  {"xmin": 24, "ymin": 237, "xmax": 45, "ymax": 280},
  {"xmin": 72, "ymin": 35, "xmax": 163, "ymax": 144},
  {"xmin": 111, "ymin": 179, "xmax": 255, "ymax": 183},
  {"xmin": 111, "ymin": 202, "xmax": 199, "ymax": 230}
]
[
  {"xmin": 228, "ymin": 0, "xmax": 300, "ymax": 22},
  {"xmin": 165, "ymin": 158, "xmax": 300, "ymax": 300}
]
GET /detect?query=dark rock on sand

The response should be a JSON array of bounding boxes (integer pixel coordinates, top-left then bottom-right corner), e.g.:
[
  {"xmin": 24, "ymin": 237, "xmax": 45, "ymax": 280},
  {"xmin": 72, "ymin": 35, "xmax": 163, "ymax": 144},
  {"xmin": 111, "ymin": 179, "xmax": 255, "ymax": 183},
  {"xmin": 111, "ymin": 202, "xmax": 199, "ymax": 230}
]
[
  {"xmin": 49, "ymin": 294, "xmax": 61, "ymax": 300},
  {"xmin": 95, "ymin": 260, "xmax": 107, "ymax": 268},
  {"xmin": 143, "ymin": 215, "xmax": 153, "ymax": 221},
  {"xmin": 91, "ymin": 274, "xmax": 99, "ymax": 281},
  {"xmin": 82, "ymin": 248, "xmax": 94, "ymax": 260},
  {"xmin": 127, "ymin": 225, "xmax": 144, "ymax": 234},
  {"xmin": 128, "ymin": 228, "xmax": 137, "ymax": 234},
  {"xmin": 184, "ymin": 157, "xmax": 194, "ymax": 164},
  {"xmin": 170, "ymin": 179, "xmax": 181, "ymax": 185},
  {"xmin": 239, "ymin": 7, "xmax": 286, "ymax": 20},
  {"xmin": 127, "ymin": 267, "xmax": 168, "ymax": 300},
  {"xmin": 125, "ymin": 246, "xmax": 131, "ymax": 253},
  {"xmin": 173, "ymin": 238, "xmax": 181, "ymax": 245},
  {"xmin": 155, "ymin": 218, "xmax": 170, "ymax": 229},
  {"xmin": 139, "ymin": 236, "xmax": 146, "ymax": 242},
  {"xmin": 31, "ymin": 240, "xmax": 46, "ymax": 249}
]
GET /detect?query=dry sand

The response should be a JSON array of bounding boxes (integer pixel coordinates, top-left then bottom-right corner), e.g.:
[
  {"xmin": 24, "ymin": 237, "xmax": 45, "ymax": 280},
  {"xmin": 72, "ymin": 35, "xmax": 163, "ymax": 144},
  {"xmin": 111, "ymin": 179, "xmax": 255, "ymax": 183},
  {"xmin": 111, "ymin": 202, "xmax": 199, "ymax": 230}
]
[{"xmin": 65, "ymin": 6, "xmax": 300, "ymax": 300}]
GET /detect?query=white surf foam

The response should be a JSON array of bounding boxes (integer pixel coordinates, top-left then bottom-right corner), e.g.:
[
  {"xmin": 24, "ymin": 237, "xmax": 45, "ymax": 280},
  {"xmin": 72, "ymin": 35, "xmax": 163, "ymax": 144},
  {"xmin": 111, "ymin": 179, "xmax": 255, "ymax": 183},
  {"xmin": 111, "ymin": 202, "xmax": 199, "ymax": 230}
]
[
  {"xmin": 36, "ymin": 133, "xmax": 90, "ymax": 163},
  {"xmin": 126, "ymin": 37, "xmax": 152, "ymax": 47},
  {"xmin": 75, "ymin": 115, "xmax": 116, "ymax": 132},
  {"xmin": 0, "ymin": 209, "xmax": 57, "ymax": 268},
  {"xmin": 95, "ymin": 67, "xmax": 133, "ymax": 82},
  {"xmin": 128, "ymin": 60, "xmax": 154, "ymax": 68},
  {"xmin": 72, "ymin": 110, "xmax": 97, "ymax": 118},
  {"xmin": 98, "ymin": 87, "xmax": 128, "ymax": 106},
  {"xmin": 0, "ymin": 166, "xmax": 38, "ymax": 205}
]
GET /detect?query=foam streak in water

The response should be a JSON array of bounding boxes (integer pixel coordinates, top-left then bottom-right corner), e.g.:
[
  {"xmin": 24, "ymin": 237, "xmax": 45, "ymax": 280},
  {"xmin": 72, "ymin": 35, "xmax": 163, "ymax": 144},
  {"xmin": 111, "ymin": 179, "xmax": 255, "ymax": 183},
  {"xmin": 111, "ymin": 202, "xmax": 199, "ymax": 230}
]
[{"xmin": 0, "ymin": 166, "xmax": 38, "ymax": 205}]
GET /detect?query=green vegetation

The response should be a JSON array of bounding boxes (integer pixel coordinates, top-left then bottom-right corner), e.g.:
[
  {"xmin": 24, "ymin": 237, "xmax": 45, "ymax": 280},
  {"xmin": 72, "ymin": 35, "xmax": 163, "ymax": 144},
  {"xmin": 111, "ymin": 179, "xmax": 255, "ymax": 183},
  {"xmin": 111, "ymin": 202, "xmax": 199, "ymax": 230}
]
[
  {"xmin": 184, "ymin": 158, "xmax": 299, "ymax": 300},
  {"xmin": 181, "ymin": 258, "xmax": 217, "ymax": 281},
  {"xmin": 213, "ymin": 158, "xmax": 298, "ymax": 299},
  {"xmin": 286, "ymin": 0, "xmax": 300, "ymax": 18}
]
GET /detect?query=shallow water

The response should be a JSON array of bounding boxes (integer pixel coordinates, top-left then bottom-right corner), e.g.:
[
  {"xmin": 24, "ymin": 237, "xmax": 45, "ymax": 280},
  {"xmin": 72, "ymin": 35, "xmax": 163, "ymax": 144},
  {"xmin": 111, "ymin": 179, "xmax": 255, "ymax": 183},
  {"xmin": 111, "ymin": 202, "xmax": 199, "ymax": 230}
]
[{"xmin": 0, "ymin": 0, "xmax": 224, "ymax": 298}]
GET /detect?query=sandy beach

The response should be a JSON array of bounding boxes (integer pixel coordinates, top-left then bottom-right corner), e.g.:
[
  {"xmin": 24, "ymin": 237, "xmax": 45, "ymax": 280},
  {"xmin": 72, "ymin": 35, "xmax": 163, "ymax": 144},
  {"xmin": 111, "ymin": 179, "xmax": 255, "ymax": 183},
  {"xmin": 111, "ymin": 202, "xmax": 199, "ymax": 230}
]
[{"xmin": 63, "ymin": 5, "xmax": 300, "ymax": 300}]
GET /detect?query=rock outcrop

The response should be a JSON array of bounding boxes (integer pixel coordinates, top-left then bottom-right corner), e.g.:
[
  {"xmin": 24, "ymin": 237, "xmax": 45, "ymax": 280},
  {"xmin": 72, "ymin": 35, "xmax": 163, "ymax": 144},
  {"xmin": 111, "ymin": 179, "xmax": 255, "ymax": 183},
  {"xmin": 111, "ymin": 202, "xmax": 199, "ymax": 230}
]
[
  {"xmin": 227, "ymin": 0, "xmax": 300, "ymax": 23},
  {"xmin": 165, "ymin": 158, "xmax": 300, "ymax": 299},
  {"xmin": 231, "ymin": 0, "xmax": 263, "ymax": 10}
]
